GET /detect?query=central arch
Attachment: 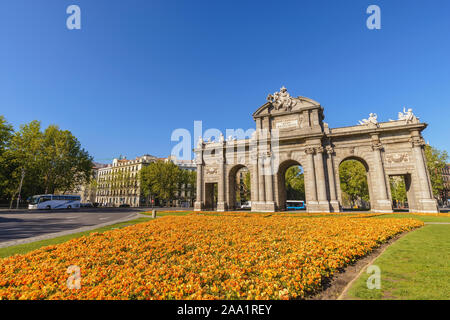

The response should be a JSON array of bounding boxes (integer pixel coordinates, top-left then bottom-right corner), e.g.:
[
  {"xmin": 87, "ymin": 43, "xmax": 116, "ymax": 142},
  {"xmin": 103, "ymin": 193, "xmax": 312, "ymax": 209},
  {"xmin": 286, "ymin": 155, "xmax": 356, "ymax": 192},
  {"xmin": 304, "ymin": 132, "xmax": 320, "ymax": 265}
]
[
  {"xmin": 275, "ymin": 159, "xmax": 305, "ymax": 211},
  {"xmin": 337, "ymin": 156, "xmax": 373, "ymax": 211}
]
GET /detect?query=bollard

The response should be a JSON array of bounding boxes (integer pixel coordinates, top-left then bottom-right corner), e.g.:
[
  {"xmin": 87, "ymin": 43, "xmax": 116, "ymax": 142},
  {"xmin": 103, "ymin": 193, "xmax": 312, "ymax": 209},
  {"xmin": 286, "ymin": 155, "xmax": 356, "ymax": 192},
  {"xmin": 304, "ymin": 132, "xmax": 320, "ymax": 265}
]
[{"xmin": 152, "ymin": 209, "xmax": 156, "ymax": 219}]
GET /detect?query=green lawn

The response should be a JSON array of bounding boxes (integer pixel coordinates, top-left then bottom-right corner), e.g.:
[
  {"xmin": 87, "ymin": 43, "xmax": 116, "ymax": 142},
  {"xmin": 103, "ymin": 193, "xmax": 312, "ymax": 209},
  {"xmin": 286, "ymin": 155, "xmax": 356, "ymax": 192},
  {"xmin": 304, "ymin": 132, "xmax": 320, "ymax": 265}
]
[
  {"xmin": 374, "ymin": 213, "xmax": 450, "ymax": 223},
  {"xmin": 346, "ymin": 224, "xmax": 450, "ymax": 300},
  {"xmin": 0, "ymin": 217, "xmax": 152, "ymax": 258}
]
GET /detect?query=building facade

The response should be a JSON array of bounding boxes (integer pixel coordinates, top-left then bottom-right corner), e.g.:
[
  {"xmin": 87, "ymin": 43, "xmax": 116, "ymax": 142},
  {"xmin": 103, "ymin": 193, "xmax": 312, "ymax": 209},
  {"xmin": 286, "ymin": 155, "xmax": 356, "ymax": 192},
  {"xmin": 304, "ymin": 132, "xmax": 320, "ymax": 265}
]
[
  {"xmin": 95, "ymin": 155, "xmax": 196, "ymax": 207},
  {"xmin": 96, "ymin": 155, "xmax": 157, "ymax": 207}
]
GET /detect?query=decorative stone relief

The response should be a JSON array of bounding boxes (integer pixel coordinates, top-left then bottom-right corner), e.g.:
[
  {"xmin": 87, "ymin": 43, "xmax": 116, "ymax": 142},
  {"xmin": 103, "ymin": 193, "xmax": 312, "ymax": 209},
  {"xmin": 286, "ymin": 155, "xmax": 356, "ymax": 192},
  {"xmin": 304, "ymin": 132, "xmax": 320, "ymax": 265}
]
[
  {"xmin": 385, "ymin": 153, "xmax": 410, "ymax": 164},
  {"xmin": 237, "ymin": 156, "xmax": 246, "ymax": 164},
  {"xmin": 206, "ymin": 168, "xmax": 218, "ymax": 175}
]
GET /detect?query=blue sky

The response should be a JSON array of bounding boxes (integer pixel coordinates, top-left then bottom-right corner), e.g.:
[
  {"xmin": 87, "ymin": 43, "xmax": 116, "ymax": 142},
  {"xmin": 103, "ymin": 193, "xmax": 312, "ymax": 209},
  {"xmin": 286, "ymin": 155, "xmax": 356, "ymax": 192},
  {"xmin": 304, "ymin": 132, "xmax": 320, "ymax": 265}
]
[{"xmin": 0, "ymin": 0, "xmax": 449, "ymax": 162}]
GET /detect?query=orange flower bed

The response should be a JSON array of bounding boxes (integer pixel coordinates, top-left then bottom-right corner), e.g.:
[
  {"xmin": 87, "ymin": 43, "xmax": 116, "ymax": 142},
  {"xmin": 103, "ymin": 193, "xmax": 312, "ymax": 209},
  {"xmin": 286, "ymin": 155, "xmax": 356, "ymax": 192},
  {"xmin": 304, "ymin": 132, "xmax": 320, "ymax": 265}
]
[
  {"xmin": 0, "ymin": 216, "xmax": 423, "ymax": 300},
  {"xmin": 187, "ymin": 211, "xmax": 385, "ymax": 218}
]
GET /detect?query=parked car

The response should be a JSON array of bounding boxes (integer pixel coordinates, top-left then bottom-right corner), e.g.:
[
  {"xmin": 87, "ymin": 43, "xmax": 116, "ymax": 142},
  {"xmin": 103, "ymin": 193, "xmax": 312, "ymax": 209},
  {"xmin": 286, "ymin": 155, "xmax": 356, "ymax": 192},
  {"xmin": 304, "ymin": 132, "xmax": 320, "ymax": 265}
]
[
  {"xmin": 240, "ymin": 201, "xmax": 251, "ymax": 209},
  {"xmin": 119, "ymin": 203, "xmax": 130, "ymax": 208},
  {"xmin": 80, "ymin": 202, "xmax": 93, "ymax": 208}
]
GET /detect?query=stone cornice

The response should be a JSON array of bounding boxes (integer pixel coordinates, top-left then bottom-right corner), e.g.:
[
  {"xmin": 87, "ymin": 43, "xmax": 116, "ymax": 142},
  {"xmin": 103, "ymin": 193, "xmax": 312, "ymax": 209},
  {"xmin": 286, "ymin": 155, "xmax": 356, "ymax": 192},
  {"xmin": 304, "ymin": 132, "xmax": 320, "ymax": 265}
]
[{"xmin": 327, "ymin": 122, "xmax": 427, "ymax": 138}]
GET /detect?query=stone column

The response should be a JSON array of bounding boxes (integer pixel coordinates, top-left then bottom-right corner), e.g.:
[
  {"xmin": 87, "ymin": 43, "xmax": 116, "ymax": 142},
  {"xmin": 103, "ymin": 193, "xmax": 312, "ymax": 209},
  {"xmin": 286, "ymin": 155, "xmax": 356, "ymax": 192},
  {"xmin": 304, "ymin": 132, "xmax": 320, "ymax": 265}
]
[
  {"xmin": 411, "ymin": 133, "xmax": 438, "ymax": 212},
  {"xmin": 257, "ymin": 122, "xmax": 267, "ymax": 206},
  {"xmin": 326, "ymin": 146, "xmax": 340, "ymax": 212},
  {"xmin": 371, "ymin": 139, "xmax": 392, "ymax": 212},
  {"xmin": 217, "ymin": 147, "xmax": 226, "ymax": 211},
  {"xmin": 194, "ymin": 151, "xmax": 203, "ymax": 211},
  {"xmin": 264, "ymin": 152, "xmax": 275, "ymax": 211},
  {"xmin": 251, "ymin": 156, "xmax": 259, "ymax": 204},
  {"xmin": 258, "ymin": 153, "xmax": 266, "ymax": 204},
  {"xmin": 305, "ymin": 147, "xmax": 317, "ymax": 207},
  {"xmin": 314, "ymin": 147, "xmax": 330, "ymax": 212},
  {"xmin": 250, "ymin": 136, "xmax": 259, "ymax": 209}
]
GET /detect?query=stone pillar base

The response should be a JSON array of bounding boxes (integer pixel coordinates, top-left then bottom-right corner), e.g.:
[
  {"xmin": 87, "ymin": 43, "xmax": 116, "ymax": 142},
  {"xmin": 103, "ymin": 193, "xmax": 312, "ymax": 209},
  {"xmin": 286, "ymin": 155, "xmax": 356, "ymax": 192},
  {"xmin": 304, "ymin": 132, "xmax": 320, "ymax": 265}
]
[
  {"xmin": 306, "ymin": 201, "xmax": 331, "ymax": 213},
  {"xmin": 415, "ymin": 199, "xmax": 439, "ymax": 213},
  {"xmin": 194, "ymin": 201, "xmax": 203, "ymax": 211},
  {"xmin": 329, "ymin": 200, "xmax": 341, "ymax": 212},
  {"xmin": 372, "ymin": 199, "xmax": 393, "ymax": 213},
  {"xmin": 217, "ymin": 202, "xmax": 227, "ymax": 212},
  {"xmin": 251, "ymin": 201, "xmax": 276, "ymax": 212}
]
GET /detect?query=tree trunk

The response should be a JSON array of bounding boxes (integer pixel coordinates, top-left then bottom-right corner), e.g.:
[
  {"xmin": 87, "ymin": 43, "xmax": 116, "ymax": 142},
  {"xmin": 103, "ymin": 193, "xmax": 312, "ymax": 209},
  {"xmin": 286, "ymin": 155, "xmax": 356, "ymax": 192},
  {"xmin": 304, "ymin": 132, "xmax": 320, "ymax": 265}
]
[{"xmin": 16, "ymin": 168, "xmax": 26, "ymax": 209}]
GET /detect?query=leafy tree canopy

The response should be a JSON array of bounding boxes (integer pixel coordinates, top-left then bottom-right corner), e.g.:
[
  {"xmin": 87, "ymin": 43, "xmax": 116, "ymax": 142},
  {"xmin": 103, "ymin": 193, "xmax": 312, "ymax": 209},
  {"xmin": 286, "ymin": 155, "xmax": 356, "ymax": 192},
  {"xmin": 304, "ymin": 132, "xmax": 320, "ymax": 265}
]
[{"xmin": 339, "ymin": 160, "xmax": 369, "ymax": 206}]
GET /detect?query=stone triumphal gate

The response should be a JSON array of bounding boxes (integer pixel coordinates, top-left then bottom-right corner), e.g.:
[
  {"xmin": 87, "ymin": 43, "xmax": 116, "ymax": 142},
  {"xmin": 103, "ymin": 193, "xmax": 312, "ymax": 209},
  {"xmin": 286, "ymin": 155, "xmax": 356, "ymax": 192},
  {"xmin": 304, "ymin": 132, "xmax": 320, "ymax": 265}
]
[{"xmin": 194, "ymin": 87, "xmax": 438, "ymax": 213}]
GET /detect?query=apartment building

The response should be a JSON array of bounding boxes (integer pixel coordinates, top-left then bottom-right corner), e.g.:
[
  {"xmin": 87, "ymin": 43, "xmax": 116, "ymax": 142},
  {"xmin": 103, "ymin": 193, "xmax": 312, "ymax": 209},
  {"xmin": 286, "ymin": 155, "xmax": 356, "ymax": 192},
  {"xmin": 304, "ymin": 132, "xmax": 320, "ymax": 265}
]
[
  {"xmin": 96, "ymin": 155, "xmax": 157, "ymax": 207},
  {"xmin": 95, "ymin": 155, "xmax": 196, "ymax": 207}
]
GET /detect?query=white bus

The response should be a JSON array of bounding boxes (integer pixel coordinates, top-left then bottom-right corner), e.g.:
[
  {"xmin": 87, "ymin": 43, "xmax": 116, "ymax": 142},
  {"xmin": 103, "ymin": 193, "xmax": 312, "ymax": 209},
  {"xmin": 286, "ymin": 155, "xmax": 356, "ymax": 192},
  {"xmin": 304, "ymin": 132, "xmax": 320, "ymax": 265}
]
[{"xmin": 28, "ymin": 194, "xmax": 81, "ymax": 210}]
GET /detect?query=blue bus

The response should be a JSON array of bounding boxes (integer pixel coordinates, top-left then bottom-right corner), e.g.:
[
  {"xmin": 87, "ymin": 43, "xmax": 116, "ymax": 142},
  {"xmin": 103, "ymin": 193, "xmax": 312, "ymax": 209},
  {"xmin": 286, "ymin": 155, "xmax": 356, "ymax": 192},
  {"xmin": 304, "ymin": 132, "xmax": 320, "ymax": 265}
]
[{"xmin": 286, "ymin": 200, "xmax": 306, "ymax": 210}]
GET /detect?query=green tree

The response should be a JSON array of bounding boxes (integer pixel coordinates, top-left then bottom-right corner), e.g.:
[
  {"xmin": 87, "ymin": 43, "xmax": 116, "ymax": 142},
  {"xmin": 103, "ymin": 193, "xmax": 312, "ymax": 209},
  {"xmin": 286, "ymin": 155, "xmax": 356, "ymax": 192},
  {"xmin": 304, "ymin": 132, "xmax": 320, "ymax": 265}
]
[
  {"xmin": 3, "ymin": 121, "xmax": 44, "ymax": 207},
  {"xmin": 41, "ymin": 125, "xmax": 93, "ymax": 194},
  {"xmin": 1, "ymin": 121, "xmax": 92, "ymax": 206},
  {"xmin": 389, "ymin": 176, "xmax": 407, "ymax": 208},
  {"xmin": 285, "ymin": 166, "xmax": 305, "ymax": 200},
  {"xmin": 243, "ymin": 171, "xmax": 251, "ymax": 200},
  {"xmin": 235, "ymin": 169, "xmax": 251, "ymax": 203},
  {"xmin": 179, "ymin": 169, "xmax": 196, "ymax": 205},
  {"xmin": 339, "ymin": 160, "xmax": 369, "ymax": 208},
  {"xmin": 140, "ymin": 160, "xmax": 182, "ymax": 205},
  {"xmin": 424, "ymin": 145, "xmax": 448, "ymax": 198},
  {"xmin": 0, "ymin": 116, "xmax": 14, "ymax": 200}
]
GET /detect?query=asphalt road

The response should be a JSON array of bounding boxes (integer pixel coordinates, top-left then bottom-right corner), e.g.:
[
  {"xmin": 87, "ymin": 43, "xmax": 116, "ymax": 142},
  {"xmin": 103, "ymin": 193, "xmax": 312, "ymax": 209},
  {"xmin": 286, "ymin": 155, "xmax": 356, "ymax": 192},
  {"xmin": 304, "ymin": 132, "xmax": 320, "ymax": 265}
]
[{"xmin": 0, "ymin": 209, "xmax": 142, "ymax": 243}]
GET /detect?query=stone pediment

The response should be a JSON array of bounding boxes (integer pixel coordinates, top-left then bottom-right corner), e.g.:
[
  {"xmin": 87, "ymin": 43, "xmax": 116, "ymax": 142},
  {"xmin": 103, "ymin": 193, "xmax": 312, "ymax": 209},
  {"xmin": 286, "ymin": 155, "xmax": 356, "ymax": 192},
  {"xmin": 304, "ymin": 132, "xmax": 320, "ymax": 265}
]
[{"xmin": 253, "ymin": 87, "xmax": 321, "ymax": 119}]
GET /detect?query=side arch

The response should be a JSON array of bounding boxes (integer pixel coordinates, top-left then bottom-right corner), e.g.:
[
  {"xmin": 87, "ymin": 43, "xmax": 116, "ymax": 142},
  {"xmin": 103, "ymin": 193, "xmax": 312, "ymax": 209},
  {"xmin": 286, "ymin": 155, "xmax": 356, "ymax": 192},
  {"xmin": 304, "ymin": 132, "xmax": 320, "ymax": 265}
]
[
  {"xmin": 275, "ymin": 159, "xmax": 304, "ymax": 211},
  {"xmin": 336, "ymin": 155, "xmax": 374, "ymax": 210}
]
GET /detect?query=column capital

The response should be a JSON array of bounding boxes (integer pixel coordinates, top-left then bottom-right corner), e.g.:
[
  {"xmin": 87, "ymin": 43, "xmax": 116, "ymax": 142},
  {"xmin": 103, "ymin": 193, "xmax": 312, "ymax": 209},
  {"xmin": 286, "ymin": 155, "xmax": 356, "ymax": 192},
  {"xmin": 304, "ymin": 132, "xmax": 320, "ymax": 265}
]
[
  {"xmin": 371, "ymin": 142, "xmax": 383, "ymax": 151},
  {"xmin": 258, "ymin": 151, "xmax": 271, "ymax": 159},
  {"xmin": 316, "ymin": 146, "xmax": 325, "ymax": 154},
  {"xmin": 410, "ymin": 137, "xmax": 426, "ymax": 148},
  {"xmin": 305, "ymin": 147, "xmax": 316, "ymax": 155}
]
